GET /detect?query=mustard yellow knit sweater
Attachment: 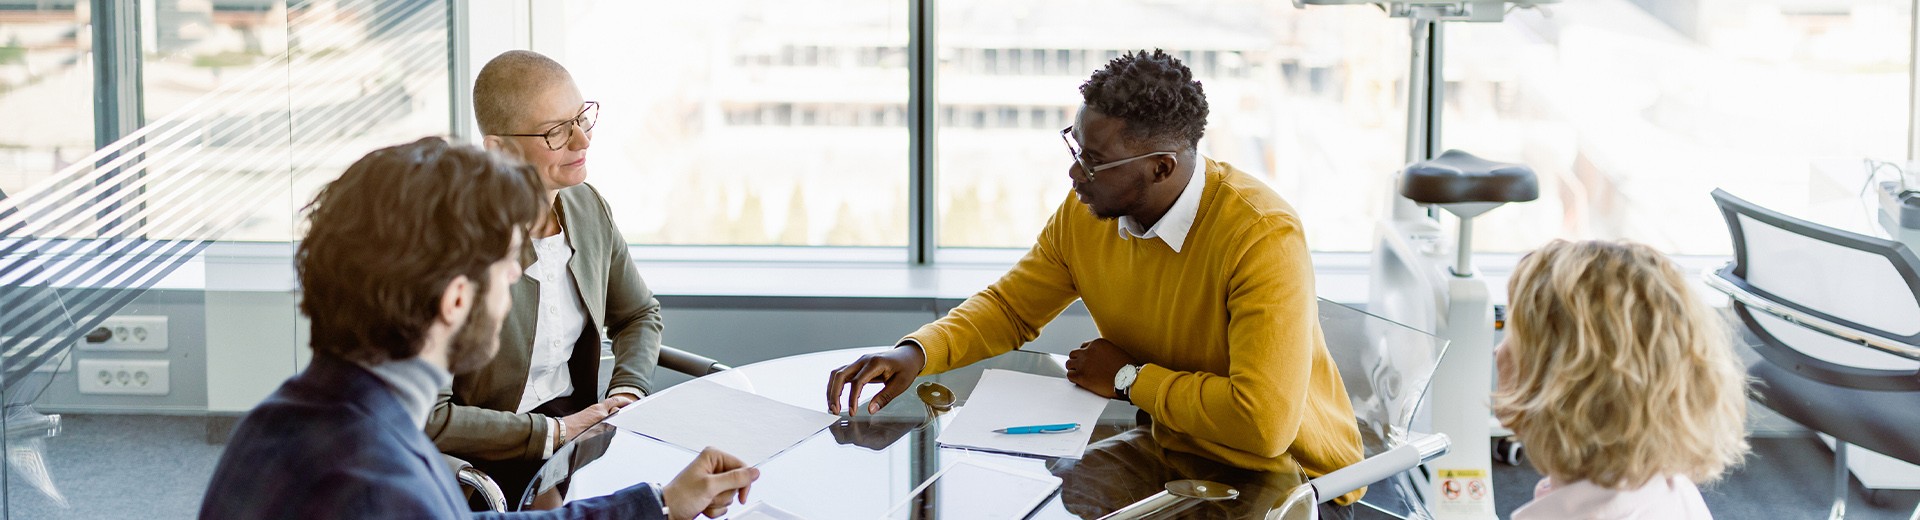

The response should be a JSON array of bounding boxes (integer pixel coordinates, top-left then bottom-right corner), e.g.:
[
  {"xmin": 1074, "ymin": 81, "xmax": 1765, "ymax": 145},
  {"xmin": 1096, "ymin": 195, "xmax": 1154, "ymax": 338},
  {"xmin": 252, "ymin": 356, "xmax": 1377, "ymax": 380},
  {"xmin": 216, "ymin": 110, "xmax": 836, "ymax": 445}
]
[{"xmin": 907, "ymin": 159, "xmax": 1363, "ymax": 503}]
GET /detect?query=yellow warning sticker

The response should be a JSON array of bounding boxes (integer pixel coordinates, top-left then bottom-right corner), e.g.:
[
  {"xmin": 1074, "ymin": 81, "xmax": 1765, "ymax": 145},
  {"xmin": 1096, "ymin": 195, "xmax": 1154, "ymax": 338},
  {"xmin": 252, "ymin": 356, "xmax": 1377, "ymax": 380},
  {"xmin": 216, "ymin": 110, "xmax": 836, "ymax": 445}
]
[
  {"xmin": 1437, "ymin": 468, "xmax": 1487, "ymax": 479},
  {"xmin": 1434, "ymin": 467, "xmax": 1495, "ymax": 518}
]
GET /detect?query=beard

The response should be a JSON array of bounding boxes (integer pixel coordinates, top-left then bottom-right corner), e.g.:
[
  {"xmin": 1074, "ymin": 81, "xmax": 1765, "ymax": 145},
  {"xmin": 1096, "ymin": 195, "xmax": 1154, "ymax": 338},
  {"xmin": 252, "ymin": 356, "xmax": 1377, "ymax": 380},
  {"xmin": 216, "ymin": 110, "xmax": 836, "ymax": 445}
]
[
  {"xmin": 446, "ymin": 287, "xmax": 503, "ymax": 375},
  {"xmin": 1085, "ymin": 174, "xmax": 1150, "ymax": 220}
]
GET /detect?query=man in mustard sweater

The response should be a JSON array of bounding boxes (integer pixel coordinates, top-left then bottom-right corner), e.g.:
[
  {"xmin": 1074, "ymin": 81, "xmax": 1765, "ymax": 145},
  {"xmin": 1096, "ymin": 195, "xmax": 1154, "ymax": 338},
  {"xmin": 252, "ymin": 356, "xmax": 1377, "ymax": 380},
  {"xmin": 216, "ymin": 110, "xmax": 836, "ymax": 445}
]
[{"xmin": 826, "ymin": 50, "xmax": 1363, "ymax": 513}]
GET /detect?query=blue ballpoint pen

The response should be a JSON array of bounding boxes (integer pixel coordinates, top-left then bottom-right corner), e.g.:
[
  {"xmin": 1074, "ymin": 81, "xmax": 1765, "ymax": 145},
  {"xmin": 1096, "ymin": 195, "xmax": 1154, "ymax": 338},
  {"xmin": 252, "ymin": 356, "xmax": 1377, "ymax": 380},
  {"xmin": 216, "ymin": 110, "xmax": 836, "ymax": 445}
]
[{"xmin": 993, "ymin": 423, "xmax": 1080, "ymax": 434}]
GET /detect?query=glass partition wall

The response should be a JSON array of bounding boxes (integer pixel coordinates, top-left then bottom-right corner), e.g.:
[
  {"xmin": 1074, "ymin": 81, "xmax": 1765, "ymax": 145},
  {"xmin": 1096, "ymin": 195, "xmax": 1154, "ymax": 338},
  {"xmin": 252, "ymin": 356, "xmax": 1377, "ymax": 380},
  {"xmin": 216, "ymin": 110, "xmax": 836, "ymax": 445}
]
[{"xmin": 0, "ymin": 1, "xmax": 450, "ymax": 517}]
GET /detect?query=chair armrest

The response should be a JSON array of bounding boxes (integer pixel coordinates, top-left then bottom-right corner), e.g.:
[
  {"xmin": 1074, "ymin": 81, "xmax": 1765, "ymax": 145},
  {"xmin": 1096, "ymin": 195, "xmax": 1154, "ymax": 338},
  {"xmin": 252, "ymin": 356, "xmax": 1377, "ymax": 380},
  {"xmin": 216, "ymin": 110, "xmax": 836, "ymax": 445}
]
[
  {"xmin": 1706, "ymin": 268, "xmax": 1920, "ymax": 361},
  {"xmin": 1311, "ymin": 432, "xmax": 1450, "ymax": 505},
  {"xmin": 659, "ymin": 344, "xmax": 731, "ymax": 377},
  {"xmin": 442, "ymin": 453, "xmax": 507, "ymax": 512}
]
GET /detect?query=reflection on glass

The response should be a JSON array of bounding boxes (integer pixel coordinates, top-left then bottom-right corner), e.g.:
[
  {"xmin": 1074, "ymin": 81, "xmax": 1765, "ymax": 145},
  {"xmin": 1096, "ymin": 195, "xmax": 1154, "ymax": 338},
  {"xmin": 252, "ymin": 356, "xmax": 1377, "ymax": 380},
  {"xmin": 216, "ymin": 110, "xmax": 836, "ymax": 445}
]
[
  {"xmin": 557, "ymin": 0, "xmax": 911, "ymax": 246},
  {"xmin": 1, "ymin": 1, "xmax": 452, "ymax": 518},
  {"xmin": 1446, "ymin": 1, "xmax": 1912, "ymax": 254},
  {"xmin": 935, "ymin": 0, "xmax": 1409, "ymax": 251},
  {"xmin": 523, "ymin": 302, "xmax": 1445, "ymax": 519},
  {"xmin": 883, "ymin": 459, "xmax": 1062, "ymax": 520}
]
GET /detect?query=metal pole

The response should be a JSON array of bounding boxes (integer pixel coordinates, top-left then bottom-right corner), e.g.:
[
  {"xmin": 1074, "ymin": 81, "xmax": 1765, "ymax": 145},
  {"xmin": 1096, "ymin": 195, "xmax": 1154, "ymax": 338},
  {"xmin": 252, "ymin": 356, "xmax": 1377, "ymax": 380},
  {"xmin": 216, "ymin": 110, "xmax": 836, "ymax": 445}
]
[
  {"xmin": 1831, "ymin": 442, "xmax": 1849, "ymax": 520},
  {"xmin": 447, "ymin": 0, "xmax": 473, "ymax": 140},
  {"xmin": 1393, "ymin": 15, "xmax": 1436, "ymax": 221},
  {"xmin": 907, "ymin": 0, "xmax": 937, "ymax": 264},
  {"xmin": 1454, "ymin": 218, "xmax": 1474, "ymax": 276},
  {"xmin": 92, "ymin": 0, "xmax": 144, "ymax": 149},
  {"xmin": 91, "ymin": 0, "xmax": 144, "ymax": 238},
  {"xmin": 1907, "ymin": 0, "xmax": 1919, "ymax": 163},
  {"xmin": 1428, "ymin": 20, "xmax": 1446, "ymax": 161}
]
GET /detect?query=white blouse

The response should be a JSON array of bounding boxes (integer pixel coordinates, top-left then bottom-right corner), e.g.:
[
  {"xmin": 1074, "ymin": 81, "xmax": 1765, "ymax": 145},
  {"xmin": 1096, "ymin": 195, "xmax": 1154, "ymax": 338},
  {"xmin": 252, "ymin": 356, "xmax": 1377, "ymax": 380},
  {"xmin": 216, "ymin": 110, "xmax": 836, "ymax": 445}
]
[
  {"xmin": 515, "ymin": 230, "xmax": 589, "ymax": 414},
  {"xmin": 1512, "ymin": 475, "xmax": 1714, "ymax": 520}
]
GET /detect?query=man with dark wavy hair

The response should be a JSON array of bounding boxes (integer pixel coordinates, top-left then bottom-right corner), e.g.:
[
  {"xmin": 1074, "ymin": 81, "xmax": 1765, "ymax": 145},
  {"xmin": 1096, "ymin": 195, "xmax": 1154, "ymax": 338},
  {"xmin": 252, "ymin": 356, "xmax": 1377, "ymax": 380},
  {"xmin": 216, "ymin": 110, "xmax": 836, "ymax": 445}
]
[
  {"xmin": 828, "ymin": 50, "xmax": 1362, "ymax": 516},
  {"xmin": 201, "ymin": 137, "xmax": 757, "ymax": 520}
]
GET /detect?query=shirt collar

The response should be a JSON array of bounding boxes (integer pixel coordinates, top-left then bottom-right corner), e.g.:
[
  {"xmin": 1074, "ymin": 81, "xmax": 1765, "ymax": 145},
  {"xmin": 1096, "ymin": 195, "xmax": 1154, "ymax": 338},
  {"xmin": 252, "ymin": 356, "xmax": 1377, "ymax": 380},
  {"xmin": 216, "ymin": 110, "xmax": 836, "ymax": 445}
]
[
  {"xmin": 358, "ymin": 356, "xmax": 452, "ymax": 427},
  {"xmin": 1117, "ymin": 158, "xmax": 1207, "ymax": 253}
]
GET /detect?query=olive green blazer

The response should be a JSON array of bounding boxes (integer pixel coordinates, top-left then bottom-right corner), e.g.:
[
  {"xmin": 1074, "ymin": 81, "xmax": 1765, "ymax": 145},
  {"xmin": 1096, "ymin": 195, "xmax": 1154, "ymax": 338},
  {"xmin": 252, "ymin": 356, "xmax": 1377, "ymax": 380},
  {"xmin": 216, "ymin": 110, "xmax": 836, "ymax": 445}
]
[{"xmin": 425, "ymin": 183, "xmax": 663, "ymax": 461}]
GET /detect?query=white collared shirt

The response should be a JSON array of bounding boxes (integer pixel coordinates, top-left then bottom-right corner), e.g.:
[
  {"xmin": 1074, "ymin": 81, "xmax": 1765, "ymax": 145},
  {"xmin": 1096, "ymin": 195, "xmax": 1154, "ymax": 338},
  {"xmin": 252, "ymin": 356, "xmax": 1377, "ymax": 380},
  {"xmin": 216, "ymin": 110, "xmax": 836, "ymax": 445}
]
[
  {"xmin": 516, "ymin": 230, "xmax": 587, "ymax": 414},
  {"xmin": 1116, "ymin": 159, "xmax": 1206, "ymax": 253}
]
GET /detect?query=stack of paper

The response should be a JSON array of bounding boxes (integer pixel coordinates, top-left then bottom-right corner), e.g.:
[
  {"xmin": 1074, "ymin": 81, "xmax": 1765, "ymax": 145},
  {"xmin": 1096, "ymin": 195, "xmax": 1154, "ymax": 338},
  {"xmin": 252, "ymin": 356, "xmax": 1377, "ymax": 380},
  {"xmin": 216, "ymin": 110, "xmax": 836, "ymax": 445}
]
[
  {"xmin": 604, "ymin": 378, "xmax": 839, "ymax": 467},
  {"xmin": 935, "ymin": 369, "xmax": 1109, "ymax": 459}
]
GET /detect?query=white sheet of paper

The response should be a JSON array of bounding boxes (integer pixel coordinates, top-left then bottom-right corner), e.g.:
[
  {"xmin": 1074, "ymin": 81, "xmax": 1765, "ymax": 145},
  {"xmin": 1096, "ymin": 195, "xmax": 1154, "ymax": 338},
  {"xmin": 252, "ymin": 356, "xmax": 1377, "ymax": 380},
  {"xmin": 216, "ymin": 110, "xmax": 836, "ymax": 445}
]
[
  {"xmin": 732, "ymin": 501, "xmax": 811, "ymax": 520},
  {"xmin": 603, "ymin": 378, "xmax": 839, "ymax": 467},
  {"xmin": 935, "ymin": 369, "xmax": 1108, "ymax": 459}
]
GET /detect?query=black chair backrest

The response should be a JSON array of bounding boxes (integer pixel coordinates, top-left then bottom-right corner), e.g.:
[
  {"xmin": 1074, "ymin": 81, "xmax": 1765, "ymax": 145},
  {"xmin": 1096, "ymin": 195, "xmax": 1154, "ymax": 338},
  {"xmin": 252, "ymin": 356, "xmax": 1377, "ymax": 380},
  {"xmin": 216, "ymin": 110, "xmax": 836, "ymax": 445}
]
[{"xmin": 1711, "ymin": 188, "xmax": 1920, "ymax": 391}]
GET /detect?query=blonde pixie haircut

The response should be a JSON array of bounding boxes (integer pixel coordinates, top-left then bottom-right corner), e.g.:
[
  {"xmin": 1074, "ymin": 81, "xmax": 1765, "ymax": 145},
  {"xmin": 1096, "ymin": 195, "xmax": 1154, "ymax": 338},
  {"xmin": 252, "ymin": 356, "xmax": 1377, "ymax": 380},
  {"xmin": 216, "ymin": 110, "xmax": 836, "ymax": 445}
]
[{"xmin": 1493, "ymin": 239, "xmax": 1750, "ymax": 489}]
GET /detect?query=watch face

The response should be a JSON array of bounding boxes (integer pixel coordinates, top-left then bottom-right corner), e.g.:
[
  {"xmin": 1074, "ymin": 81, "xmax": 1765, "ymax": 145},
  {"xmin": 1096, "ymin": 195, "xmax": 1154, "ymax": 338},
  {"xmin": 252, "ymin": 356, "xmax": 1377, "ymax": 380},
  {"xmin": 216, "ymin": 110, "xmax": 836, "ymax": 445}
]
[{"xmin": 1115, "ymin": 365, "xmax": 1138, "ymax": 389}]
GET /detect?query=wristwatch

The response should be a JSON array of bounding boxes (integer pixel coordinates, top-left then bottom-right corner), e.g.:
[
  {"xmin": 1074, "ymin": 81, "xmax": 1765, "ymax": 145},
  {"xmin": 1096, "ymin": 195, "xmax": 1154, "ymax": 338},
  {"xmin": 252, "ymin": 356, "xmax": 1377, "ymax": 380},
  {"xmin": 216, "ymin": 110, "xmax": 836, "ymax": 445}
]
[{"xmin": 1113, "ymin": 364, "xmax": 1140, "ymax": 401}]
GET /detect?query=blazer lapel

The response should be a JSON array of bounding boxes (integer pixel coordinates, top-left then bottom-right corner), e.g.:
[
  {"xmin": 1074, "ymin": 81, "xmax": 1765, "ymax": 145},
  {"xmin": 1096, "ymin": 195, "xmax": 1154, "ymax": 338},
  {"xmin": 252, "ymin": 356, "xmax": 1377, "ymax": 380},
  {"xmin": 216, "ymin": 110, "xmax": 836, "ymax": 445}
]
[{"xmin": 555, "ymin": 189, "xmax": 606, "ymax": 330}]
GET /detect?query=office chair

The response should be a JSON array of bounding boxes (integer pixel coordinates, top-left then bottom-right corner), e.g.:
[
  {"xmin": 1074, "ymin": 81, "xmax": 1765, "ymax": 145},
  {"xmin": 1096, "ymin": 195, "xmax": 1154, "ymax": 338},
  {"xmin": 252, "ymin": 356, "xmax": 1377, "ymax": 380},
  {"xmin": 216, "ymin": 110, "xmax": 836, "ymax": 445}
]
[
  {"xmin": 444, "ymin": 453, "xmax": 509, "ymax": 512},
  {"xmin": 1271, "ymin": 300, "xmax": 1452, "ymax": 520},
  {"xmin": 1705, "ymin": 189, "xmax": 1920, "ymax": 520},
  {"xmin": 1106, "ymin": 300, "xmax": 1451, "ymax": 519},
  {"xmin": 450, "ymin": 343, "xmax": 731, "ymax": 512}
]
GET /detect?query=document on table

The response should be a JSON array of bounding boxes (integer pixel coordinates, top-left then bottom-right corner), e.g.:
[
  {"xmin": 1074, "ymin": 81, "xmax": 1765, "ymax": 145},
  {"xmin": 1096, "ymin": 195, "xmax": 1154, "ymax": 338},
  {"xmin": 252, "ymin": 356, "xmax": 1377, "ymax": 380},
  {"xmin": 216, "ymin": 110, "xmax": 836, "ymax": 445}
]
[
  {"xmin": 603, "ymin": 378, "xmax": 839, "ymax": 467},
  {"xmin": 935, "ymin": 369, "xmax": 1108, "ymax": 459}
]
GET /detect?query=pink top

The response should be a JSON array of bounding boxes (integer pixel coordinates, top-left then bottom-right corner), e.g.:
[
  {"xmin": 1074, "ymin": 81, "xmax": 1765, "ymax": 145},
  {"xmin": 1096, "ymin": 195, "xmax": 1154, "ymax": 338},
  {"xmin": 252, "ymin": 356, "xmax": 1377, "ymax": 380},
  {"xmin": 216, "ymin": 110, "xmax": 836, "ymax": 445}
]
[{"xmin": 1511, "ymin": 475, "xmax": 1714, "ymax": 520}]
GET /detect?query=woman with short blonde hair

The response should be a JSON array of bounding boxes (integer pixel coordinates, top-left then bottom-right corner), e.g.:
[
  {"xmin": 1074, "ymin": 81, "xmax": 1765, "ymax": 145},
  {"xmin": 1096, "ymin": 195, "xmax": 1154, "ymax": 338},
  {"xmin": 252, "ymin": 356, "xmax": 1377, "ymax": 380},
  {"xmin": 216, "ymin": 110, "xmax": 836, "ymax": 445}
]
[{"xmin": 1495, "ymin": 239, "xmax": 1750, "ymax": 519}]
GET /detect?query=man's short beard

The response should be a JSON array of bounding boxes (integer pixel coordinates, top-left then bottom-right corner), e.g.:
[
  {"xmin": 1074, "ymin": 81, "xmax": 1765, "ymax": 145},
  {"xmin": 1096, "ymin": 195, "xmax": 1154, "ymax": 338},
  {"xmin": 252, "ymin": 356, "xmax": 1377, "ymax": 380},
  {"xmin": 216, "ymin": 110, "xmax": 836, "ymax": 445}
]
[
  {"xmin": 1088, "ymin": 174, "xmax": 1151, "ymax": 221},
  {"xmin": 446, "ymin": 281, "xmax": 501, "ymax": 375}
]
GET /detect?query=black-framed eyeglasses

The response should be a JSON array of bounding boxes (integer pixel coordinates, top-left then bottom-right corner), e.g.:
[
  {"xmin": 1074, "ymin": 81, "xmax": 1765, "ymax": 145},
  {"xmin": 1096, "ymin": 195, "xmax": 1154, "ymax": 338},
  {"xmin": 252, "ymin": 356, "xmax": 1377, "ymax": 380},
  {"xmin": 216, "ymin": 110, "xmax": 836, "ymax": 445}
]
[
  {"xmin": 501, "ymin": 101, "xmax": 599, "ymax": 151},
  {"xmin": 1060, "ymin": 126, "xmax": 1175, "ymax": 182}
]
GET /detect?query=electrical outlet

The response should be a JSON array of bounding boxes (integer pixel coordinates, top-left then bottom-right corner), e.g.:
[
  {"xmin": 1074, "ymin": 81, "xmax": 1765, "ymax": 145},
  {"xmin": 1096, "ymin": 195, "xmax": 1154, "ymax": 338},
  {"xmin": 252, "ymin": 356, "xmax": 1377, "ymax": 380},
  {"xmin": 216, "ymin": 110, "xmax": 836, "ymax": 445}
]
[
  {"xmin": 78, "ymin": 316, "xmax": 168, "ymax": 352},
  {"xmin": 77, "ymin": 359, "xmax": 170, "ymax": 395}
]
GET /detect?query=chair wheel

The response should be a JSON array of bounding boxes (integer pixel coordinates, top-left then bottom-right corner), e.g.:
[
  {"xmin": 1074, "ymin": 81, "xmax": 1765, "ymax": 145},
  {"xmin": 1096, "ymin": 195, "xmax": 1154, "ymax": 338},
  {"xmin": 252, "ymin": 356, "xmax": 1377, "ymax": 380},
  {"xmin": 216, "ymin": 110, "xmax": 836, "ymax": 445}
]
[
  {"xmin": 1865, "ymin": 488, "xmax": 1894, "ymax": 508},
  {"xmin": 1492, "ymin": 437, "xmax": 1524, "ymax": 466}
]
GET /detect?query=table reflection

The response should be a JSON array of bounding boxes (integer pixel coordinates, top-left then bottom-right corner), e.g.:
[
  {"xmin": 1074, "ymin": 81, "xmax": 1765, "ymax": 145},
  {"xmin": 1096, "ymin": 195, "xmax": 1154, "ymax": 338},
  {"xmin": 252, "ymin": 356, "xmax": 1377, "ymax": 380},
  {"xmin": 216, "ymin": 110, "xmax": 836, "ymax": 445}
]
[{"xmin": 521, "ymin": 348, "xmax": 1313, "ymax": 519}]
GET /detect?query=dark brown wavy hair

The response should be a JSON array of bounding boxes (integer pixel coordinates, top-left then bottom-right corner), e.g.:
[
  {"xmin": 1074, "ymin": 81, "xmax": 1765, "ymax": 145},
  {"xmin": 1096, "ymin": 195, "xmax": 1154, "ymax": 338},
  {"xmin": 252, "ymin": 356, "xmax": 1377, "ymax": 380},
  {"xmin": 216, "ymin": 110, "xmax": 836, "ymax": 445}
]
[{"xmin": 296, "ymin": 137, "xmax": 543, "ymax": 364}]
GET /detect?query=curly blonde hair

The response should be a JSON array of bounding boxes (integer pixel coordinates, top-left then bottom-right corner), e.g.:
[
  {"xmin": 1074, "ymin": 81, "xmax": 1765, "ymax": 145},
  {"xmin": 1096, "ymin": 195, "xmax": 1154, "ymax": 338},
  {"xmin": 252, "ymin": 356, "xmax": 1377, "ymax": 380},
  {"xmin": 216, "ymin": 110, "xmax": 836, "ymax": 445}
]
[{"xmin": 1493, "ymin": 239, "xmax": 1750, "ymax": 489}]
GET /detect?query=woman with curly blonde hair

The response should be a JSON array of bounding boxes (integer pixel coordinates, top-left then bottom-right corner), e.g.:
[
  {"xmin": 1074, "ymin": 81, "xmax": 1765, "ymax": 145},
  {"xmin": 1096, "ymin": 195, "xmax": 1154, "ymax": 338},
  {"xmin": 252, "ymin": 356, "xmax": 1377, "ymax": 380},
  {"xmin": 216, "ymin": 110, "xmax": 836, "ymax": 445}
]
[{"xmin": 1495, "ymin": 239, "xmax": 1751, "ymax": 519}]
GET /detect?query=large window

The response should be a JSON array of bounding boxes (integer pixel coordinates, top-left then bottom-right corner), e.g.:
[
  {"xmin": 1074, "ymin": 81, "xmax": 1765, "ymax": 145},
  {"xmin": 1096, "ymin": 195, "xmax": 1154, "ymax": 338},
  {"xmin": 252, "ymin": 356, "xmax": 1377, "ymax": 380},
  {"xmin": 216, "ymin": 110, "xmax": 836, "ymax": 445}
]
[
  {"xmin": 553, "ymin": 0, "xmax": 911, "ymax": 247},
  {"xmin": 933, "ymin": 0, "xmax": 1410, "ymax": 252},
  {"xmin": 0, "ymin": 2, "xmax": 454, "ymax": 518},
  {"xmin": 1447, "ymin": 0, "xmax": 1912, "ymax": 254},
  {"xmin": 0, "ymin": 2, "xmax": 92, "ymax": 199}
]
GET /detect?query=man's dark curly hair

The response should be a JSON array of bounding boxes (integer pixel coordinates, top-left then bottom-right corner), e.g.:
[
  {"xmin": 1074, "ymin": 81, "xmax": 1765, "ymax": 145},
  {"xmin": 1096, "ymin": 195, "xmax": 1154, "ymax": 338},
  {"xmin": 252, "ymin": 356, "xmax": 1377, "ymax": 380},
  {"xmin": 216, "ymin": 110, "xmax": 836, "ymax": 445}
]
[
  {"xmin": 297, "ymin": 137, "xmax": 543, "ymax": 365},
  {"xmin": 1079, "ymin": 49, "xmax": 1208, "ymax": 149}
]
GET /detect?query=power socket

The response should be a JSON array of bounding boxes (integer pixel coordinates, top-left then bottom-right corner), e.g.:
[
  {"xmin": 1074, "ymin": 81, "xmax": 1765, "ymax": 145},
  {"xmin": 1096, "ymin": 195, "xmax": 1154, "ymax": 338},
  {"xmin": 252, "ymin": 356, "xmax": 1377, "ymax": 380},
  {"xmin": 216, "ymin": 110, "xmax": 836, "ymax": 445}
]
[
  {"xmin": 77, "ymin": 359, "xmax": 170, "ymax": 395},
  {"xmin": 78, "ymin": 316, "xmax": 168, "ymax": 352}
]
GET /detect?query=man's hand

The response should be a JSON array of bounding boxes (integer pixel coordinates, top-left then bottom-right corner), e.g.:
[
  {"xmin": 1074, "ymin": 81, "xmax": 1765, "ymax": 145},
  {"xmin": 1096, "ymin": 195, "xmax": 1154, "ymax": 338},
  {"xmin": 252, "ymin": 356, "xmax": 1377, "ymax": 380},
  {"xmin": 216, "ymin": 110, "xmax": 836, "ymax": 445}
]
[
  {"xmin": 662, "ymin": 447, "xmax": 760, "ymax": 520},
  {"xmin": 1065, "ymin": 338, "xmax": 1136, "ymax": 399},
  {"xmin": 559, "ymin": 403, "xmax": 614, "ymax": 442},
  {"xmin": 603, "ymin": 393, "xmax": 640, "ymax": 410},
  {"xmin": 826, "ymin": 345, "xmax": 926, "ymax": 416}
]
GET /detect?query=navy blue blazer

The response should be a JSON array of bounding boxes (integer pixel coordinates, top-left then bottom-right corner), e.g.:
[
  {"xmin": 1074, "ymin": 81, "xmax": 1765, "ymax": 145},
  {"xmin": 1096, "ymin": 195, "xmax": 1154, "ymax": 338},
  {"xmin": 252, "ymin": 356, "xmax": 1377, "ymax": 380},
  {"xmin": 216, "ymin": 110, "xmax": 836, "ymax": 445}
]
[{"xmin": 200, "ymin": 354, "xmax": 664, "ymax": 519}]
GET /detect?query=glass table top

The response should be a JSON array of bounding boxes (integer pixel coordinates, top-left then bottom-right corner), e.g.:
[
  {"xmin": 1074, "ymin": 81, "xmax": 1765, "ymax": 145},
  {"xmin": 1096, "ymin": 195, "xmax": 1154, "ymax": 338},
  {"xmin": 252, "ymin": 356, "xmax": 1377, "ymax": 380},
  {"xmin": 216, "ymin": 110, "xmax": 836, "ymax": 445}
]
[{"xmin": 519, "ymin": 347, "xmax": 1315, "ymax": 519}]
